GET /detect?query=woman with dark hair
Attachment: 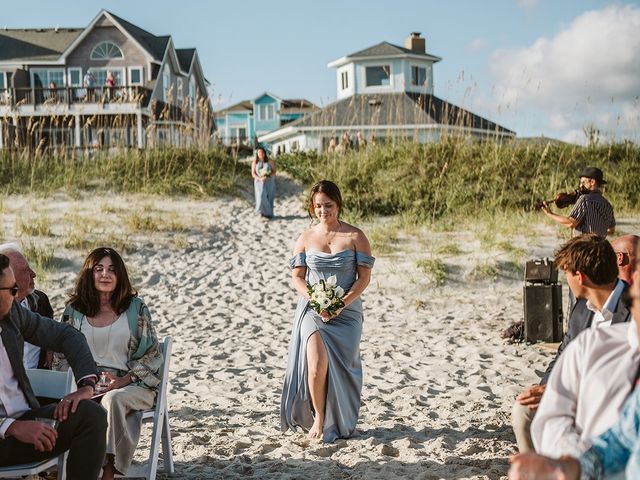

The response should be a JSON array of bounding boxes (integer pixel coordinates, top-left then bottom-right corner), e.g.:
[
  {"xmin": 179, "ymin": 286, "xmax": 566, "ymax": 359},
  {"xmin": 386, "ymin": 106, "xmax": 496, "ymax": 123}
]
[
  {"xmin": 251, "ymin": 146, "xmax": 276, "ymax": 218},
  {"xmin": 60, "ymin": 247, "xmax": 161, "ymax": 480},
  {"xmin": 281, "ymin": 180, "xmax": 375, "ymax": 442}
]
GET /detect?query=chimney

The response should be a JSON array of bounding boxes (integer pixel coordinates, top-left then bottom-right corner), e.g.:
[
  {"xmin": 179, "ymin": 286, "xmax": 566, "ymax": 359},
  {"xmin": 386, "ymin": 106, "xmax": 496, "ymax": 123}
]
[{"xmin": 405, "ymin": 32, "xmax": 425, "ymax": 54}]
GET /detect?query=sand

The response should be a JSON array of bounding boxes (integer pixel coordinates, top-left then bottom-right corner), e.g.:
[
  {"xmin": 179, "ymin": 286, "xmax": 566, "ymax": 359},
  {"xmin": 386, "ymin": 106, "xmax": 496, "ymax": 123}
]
[{"xmin": 3, "ymin": 176, "xmax": 638, "ymax": 479}]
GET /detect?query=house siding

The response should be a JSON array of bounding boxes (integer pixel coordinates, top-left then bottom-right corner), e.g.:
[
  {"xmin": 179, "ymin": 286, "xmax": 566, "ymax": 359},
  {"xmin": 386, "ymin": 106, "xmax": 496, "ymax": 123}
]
[{"xmin": 66, "ymin": 25, "xmax": 148, "ymax": 86}]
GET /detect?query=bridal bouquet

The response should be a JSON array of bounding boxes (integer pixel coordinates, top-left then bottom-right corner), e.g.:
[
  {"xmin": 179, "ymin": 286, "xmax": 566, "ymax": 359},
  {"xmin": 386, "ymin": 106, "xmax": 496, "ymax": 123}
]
[
  {"xmin": 308, "ymin": 275, "xmax": 345, "ymax": 321},
  {"xmin": 257, "ymin": 163, "xmax": 272, "ymax": 178}
]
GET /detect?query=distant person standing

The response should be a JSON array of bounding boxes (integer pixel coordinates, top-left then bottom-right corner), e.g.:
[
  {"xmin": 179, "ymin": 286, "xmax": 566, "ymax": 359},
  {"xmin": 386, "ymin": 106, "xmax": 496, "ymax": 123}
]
[
  {"xmin": 542, "ymin": 166, "xmax": 615, "ymax": 238},
  {"xmin": 83, "ymin": 69, "xmax": 96, "ymax": 101},
  {"xmin": 252, "ymin": 147, "xmax": 276, "ymax": 219}
]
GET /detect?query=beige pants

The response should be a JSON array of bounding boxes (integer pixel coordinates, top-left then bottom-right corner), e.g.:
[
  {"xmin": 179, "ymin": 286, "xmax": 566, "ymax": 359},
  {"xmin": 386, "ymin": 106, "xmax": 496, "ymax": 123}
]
[
  {"xmin": 102, "ymin": 384, "xmax": 156, "ymax": 474},
  {"xmin": 511, "ymin": 400, "xmax": 537, "ymax": 453}
]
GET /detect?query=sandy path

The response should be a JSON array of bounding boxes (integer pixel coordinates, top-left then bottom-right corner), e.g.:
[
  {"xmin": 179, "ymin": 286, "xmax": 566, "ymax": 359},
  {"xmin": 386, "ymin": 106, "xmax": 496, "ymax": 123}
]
[{"xmin": 6, "ymin": 177, "xmax": 636, "ymax": 479}]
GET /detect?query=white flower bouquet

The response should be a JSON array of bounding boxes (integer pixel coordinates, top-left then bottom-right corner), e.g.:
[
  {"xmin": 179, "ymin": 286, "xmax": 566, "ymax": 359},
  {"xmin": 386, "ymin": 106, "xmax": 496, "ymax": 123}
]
[
  {"xmin": 307, "ymin": 275, "xmax": 345, "ymax": 322},
  {"xmin": 257, "ymin": 163, "xmax": 272, "ymax": 178}
]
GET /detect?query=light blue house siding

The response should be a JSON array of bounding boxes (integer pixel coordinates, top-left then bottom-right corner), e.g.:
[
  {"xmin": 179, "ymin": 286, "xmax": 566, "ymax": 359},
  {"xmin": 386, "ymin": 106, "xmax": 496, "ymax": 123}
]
[{"xmin": 253, "ymin": 94, "xmax": 280, "ymax": 135}]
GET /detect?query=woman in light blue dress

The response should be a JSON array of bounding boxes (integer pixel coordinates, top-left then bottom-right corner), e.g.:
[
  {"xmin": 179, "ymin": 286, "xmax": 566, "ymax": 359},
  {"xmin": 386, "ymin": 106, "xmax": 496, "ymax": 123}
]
[
  {"xmin": 281, "ymin": 180, "xmax": 375, "ymax": 442},
  {"xmin": 252, "ymin": 147, "xmax": 276, "ymax": 218}
]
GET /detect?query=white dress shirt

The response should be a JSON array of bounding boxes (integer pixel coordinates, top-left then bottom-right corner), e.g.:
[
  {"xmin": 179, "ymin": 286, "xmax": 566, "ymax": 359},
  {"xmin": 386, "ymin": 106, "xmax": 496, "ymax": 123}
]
[
  {"xmin": 0, "ymin": 329, "xmax": 31, "ymax": 438},
  {"xmin": 587, "ymin": 279, "xmax": 626, "ymax": 329},
  {"xmin": 531, "ymin": 321, "xmax": 640, "ymax": 458}
]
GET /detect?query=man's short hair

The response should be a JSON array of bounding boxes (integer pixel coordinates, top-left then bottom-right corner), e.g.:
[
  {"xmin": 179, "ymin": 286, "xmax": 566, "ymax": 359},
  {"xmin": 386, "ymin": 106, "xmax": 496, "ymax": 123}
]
[
  {"xmin": 0, "ymin": 253, "xmax": 10, "ymax": 276},
  {"xmin": 554, "ymin": 234, "xmax": 618, "ymax": 285}
]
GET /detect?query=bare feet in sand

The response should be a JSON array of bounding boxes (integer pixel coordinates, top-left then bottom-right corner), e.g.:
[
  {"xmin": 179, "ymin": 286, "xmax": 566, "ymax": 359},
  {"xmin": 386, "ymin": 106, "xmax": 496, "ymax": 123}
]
[{"xmin": 309, "ymin": 416, "xmax": 324, "ymax": 440}]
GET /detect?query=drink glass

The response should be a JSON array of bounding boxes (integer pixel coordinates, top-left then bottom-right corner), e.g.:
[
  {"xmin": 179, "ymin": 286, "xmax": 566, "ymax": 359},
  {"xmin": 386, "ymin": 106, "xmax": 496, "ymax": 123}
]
[{"xmin": 35, "ymin": 417, "xmax": 59, "ymax": 429}]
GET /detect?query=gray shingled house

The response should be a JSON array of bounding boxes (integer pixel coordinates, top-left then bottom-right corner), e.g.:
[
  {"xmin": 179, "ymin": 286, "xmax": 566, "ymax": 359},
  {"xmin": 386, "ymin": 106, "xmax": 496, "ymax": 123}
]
[
  {"xmin": 0, "ymin": 10, "xmax": 213, "ymax": 150},
  {"xmin": 258, "ymin": 33, "xmax": 515, "ymax": 153}
]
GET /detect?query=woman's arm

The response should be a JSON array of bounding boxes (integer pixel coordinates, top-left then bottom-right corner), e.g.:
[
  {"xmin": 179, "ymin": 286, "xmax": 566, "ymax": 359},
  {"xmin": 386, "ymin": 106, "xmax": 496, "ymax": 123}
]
[
  {"xmin": 339, "ymin": 229, "xmax": 373, "ymax": 309},
  {"xmin": 251, "ymin": 159, "xmax": 259, "ymax": 180},
  {"xmin": 269, "ymin": 159, "xmax": 276, "ymax": 176},
  {"xmin": 291, "ymin": 233, "xmax": 310, "ymax": 300},
  {"xmin": 126, "ymin": 302, "xmax": 162, "ymax": 389}
]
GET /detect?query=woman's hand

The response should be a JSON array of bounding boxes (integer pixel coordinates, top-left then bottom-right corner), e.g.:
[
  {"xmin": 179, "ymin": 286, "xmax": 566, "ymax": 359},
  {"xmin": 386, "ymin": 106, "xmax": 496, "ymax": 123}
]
[
  {"xmin": 102, "ymin": 372, "xmax": 132, "ymax": 392},
  {"xmin": 320, "ymin": 307, "xmax": 344, "ymax": 321}
]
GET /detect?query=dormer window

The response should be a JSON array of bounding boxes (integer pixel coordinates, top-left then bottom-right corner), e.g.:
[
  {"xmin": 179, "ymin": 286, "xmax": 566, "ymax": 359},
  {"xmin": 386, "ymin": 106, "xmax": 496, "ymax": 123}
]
[
  {"xmin": 90, "ymin": 42, "xmax": 124, "ymax": 60},
  {"xmin": 411, "ymin": 66, "xmax": 427, "ymax": 86},
  {"xmin": 365, "ymin": 65, "xmax": 390, "ymax": 87}
]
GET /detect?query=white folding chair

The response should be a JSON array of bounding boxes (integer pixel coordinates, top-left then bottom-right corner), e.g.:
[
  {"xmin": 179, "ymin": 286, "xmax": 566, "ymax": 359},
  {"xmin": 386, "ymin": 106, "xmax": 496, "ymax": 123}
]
[
  {"xmin": 119, "ymin": 336, "xmax": 174, "ymax": 480},
  {"xmin": 0, "ymin": 369, "xmax": 75, "ymax": 479}
]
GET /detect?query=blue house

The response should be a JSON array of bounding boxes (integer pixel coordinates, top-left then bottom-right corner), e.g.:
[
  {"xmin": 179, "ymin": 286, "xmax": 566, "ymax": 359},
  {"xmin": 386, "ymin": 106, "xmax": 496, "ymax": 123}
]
[
  {"xmin": 259, "ymin": 32, "xmax": 515, "ymax": 154},
  {"xmin": 215, "ymin": 92, "xmax": 316, "ymax": 148}
]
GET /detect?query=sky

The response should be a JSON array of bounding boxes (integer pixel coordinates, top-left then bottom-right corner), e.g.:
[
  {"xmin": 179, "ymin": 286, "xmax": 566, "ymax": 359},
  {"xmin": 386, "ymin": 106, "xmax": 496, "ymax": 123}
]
[{"xmin": 3, "ymin": 0, "xmax": 639, "ymax": 143}]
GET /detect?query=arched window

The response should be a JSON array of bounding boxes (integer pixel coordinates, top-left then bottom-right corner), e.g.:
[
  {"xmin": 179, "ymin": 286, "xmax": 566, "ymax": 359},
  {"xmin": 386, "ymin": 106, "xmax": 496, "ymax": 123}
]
[{"xmin": 90, "ymin": 42, "xmax": 124, "ymax": 60}]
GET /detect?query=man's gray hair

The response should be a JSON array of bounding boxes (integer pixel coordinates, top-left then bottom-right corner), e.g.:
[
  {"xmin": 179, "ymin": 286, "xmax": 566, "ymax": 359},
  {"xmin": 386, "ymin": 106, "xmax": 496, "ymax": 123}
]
[{"xmin": 0, "ymin": 242, "xmax": 21, "ymax": 255}]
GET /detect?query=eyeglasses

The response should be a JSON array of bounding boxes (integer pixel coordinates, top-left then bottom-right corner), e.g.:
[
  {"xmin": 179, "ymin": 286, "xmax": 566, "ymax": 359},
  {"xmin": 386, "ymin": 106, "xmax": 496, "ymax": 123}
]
[{"xmin": 0, "ymin": 284, "xmax": 19, "ymax": 296}]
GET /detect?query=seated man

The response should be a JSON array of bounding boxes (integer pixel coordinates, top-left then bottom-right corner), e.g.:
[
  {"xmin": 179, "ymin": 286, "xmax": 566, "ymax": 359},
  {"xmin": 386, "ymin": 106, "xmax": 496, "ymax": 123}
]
[
  {"xmin": 509, "ymin": 240, "xmax": 640, "ymax": 479},
  {"xmin": 0, "ymin": 243, "xmax": 54, "ymax": 369},
  {"xmin": 511, "ymin": 234, "xmax": 636, "ymax": 452},
  {"xmin": 531, "ymin": 236, "xmax": 639, "ymax": 457},
  {"xmin": 0, "ymin": 254, "xmax": 107, "ymax": 479}
]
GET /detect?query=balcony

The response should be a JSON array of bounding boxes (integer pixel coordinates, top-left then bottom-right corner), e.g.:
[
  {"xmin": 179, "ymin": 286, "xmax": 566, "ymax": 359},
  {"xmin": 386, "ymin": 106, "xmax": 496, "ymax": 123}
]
[{"xmin": 0, "ymin": 86, "xmax": 152, "ymax": 109}]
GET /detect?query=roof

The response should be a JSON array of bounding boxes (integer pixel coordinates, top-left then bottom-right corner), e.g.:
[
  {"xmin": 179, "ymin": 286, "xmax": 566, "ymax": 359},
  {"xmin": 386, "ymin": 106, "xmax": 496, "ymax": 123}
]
[
  {"xmin": 281, "ymin": 99, "xmax": 317, "ymax": 110},
  {"xmin": 329, "ymin": 41, "xmax": 442, "ymax": 68},
  {"xmin": 0, "ymin": 29, "xmax": 82, "ymax": 62},
  {"xmin": 215, "ymin": 100, "xmax": 254, "ymax": 115},
  {"xmin": 269, "ymin": 92, "xmax": 514, "ymax": 134},
  {"xmin": 176, "ymin": 48, "xmax": 196, "ymax": 72},
  {"xmin": 106, "ymin": 11, "xmax": 170, "ymax": 62}
]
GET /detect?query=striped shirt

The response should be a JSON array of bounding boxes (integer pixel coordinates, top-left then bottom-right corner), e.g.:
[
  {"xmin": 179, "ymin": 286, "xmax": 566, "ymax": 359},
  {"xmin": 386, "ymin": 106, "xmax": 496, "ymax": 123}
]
[{"xmin": 569, "ymin": 190, "xmax": 615, "ymax": 238}]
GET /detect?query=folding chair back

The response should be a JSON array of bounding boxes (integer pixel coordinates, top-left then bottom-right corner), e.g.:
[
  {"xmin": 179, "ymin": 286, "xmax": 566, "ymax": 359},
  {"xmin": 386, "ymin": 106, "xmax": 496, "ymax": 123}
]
[
  {"xmin": 118, "ymin": 336, "xmax": 174, "ymax": 480},
  {"xmin": 0, "ymin": 369, "xmax": 74, "ymax": 479}
]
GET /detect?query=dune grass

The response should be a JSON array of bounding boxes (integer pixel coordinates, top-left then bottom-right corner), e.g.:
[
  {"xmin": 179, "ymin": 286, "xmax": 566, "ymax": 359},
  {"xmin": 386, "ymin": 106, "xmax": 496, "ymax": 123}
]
[
  {"xmin": 0, "ymin": 147, "xmax": 247, "ymax": 196},
  {"xmin": 277, "ymin": 138, "xmax": 640, "ymax": 223}
]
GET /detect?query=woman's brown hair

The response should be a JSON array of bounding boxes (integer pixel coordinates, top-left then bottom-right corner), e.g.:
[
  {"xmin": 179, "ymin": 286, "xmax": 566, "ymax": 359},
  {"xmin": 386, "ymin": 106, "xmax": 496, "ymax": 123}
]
[
  {"xmin": 67, "ymin": 247, "xmax": 136, "ymax": 316},
  {"xmin": 307, "ymin": 180, "xmax": 343, "ymax": 221}
]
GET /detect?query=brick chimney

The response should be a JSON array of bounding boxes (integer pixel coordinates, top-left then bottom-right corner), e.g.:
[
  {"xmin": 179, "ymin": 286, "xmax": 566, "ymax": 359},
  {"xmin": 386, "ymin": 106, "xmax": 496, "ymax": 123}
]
[{"xmin": 405, "ymin": 32, "xmax": 425, "ymax": 53}]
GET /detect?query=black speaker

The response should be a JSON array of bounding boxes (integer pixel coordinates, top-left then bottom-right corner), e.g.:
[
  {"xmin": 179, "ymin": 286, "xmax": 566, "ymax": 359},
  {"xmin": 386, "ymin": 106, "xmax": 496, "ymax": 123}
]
[
  {"xmin": 525, "ymin": 258, "xmax": 558, "ymax": 284},
  {"xmin": 524, "ymin": 284, "xmax": 564, "ymax": 343}
]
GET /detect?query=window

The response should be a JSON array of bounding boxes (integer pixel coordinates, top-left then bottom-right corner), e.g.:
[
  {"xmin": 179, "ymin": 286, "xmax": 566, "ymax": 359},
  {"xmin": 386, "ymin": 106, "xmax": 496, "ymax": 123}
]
[
  {"xmin": 177, "ymin": 78, "xmax": 184, "ymax": 102},
  {"xmin": 341, "ymin": 71, "xmax": 349, "ymax": 90},
  {"xmin": 163, "ymin": 65, "xmax": 171, "ymax": 102},
  {"xmin": 0, "ymin": 72, "xmax": 5, "ymax": 90},
  {"xmin": 32, "ymin": 69, "xmax": 64, "ymax": 88},
  {"xmin": 129, "ymin": 67, "xmax": 142, "ymax": 85},
  {"xmin": 92, "ymin": 69, "xmax": 123, "ymax": 86},
  {"xmin": 189, "ymin": 76, "xmax": 196, "ymax": 112},
  {"xmin": 90, "ymin": 42, "xmax": 124, "ymax": 60},
  {"xmin": 68, "ymin": 68, "xmax": 82, "ymax": 86},
  {"xmin": 365, "ymin": 65, "xmax": 391, "ymax": 87},
  {"xmin": 258, "ymin": 104, "xmax": 275, "ymax": 121},
  {"xmin": 411, "ymin": 66, "xmax": 427, "ymax": 86}
]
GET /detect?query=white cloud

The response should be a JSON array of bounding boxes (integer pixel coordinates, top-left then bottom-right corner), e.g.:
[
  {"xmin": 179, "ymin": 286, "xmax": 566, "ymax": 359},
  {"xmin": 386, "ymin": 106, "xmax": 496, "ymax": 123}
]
[
  {"xmin": 489, "ymin": 4, "xmax": 640, "ymax": 141},
  {"xmin": 466, "ymin": 38, "xmax": 487, "ymax": 53},
  {"xmin": 516, "ymin": 0, "xmax": 538, "ymax": 13}
]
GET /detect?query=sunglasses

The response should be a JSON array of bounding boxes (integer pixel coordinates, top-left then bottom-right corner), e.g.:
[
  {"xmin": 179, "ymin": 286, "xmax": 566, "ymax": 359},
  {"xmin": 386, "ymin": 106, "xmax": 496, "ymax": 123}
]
[{"xmin": 0, "ymin": 284, "xmax": 18, "ymax": 297}]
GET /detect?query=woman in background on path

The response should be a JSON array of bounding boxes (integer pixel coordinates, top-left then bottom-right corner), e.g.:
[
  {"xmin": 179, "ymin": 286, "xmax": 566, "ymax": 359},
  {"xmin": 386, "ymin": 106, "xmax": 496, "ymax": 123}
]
[
  {"xmin": 251, "ymin": 146, "xmax": 276, "ymax": 219},
  {"xmin": 281, "ymin": 180, "xmax": 375, "ymax": 442}
]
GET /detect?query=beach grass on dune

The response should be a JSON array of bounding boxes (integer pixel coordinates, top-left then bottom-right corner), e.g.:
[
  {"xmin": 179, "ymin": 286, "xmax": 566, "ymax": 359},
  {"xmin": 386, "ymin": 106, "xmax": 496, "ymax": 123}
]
[
  {"xmin": 0, "ymin": 147, "xmax": 248, "ymax": 196},
  {"xmin": 277, "ymin": 138, "xmax": 640, "ymax": 223}
]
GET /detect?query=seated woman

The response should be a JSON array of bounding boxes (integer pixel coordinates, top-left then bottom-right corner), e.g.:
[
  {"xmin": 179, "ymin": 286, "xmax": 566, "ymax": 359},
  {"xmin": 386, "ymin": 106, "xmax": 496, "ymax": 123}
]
[
  {"xmin": 60, "ymin": 247, "xmax": 162, "ymax": 480},
  {"xmin": 281, "ymin": 180, "xmax": 374, "ymax": 442}
]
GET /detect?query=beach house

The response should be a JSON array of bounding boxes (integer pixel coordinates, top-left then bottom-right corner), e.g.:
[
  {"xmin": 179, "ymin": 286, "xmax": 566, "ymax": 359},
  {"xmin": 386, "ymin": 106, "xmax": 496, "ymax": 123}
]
[
  {"xmin": 258, "ymin": 33, "xmax": 515, "ymax": 153},
  {"xmin": 0, "ymin": 10, "xmax": 213, "ymax": 150},
  {"xmin": 215, "ymin": 92, "xmax": 316, "ymax": 151}
]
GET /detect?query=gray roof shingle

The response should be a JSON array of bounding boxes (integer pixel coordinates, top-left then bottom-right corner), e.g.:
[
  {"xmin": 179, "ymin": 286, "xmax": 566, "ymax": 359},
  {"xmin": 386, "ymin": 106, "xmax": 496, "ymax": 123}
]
[
  {"xmin": 346, "ymin": 41, "xmax": 440, "ymax": 61},
  {"xmin": 0, "ymin": 29, "xmax": 82, "ymax": 61},
  {"xmin": 283, "ymin": 92, "xmax": 514, "ymax": 135}
]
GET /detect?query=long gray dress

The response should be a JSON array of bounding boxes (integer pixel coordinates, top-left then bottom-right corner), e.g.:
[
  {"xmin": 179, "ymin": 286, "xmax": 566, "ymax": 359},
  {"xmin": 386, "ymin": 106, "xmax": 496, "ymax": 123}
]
[
  {"xmin": 254, "ymin": 160, "xmax": 275, "ymax": 217},
  {"xmin": 281, "ymin": 249, "xmax": 375, "ymax": 443}
]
